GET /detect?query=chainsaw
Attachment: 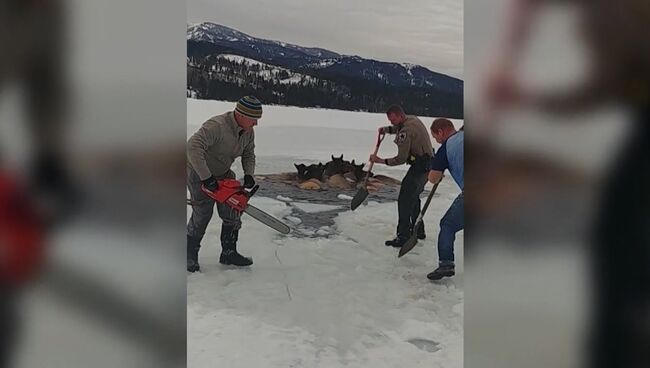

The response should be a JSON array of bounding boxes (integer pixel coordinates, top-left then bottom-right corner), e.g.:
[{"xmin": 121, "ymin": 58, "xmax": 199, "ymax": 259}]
[{"xmin": 191, "ymin": 179, "xmax": 291, "ymax": 235}]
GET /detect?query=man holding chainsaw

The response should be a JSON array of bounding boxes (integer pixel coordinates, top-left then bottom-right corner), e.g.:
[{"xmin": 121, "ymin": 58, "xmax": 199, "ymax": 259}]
[
  {"xmin": 186, "ymin": 96, "xmax": 261, "ymax": 272},
  {"xmin": 426, "ymin": 119, "xmax": 463, "ymax": 281},
  {"xmin": 369, "ymin": 105, "xmax": 433, "ymax": 248}
]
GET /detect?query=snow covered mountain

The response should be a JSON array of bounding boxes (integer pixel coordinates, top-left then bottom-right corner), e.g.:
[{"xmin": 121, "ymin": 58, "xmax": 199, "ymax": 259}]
[
  {"xmin": 187, "ymin": 23, "xmax": 463, "ymax": 118},
  {"xmin": 187, "ymin": 22, "xmax": 340, "ymax": 60},
  {"xmin": 201, "ymin": 54, "xmax": 318, "ymax": 86}
]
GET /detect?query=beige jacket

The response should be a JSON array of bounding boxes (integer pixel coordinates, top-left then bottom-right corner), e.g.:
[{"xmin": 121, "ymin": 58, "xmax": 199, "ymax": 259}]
[
  {"xmin": 187, "ymin": 111, "xmax": 256, "ymax": 180},
  {"xmin": 381, "ymin": 115, "xmax": 433, "ymax": 166}
]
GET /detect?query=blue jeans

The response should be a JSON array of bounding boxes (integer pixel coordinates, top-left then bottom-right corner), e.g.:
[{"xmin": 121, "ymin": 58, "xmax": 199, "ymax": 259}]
[{"xmin": 438, "ymin": 192, "xmax": 464, "ymax": 265}]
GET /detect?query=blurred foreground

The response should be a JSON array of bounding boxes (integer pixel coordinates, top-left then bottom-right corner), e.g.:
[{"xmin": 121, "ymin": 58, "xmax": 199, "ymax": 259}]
[
  {"xmin": 1, "ymin": 1, "xmax": 186, "ymax": 367},
  {"xmin": 466, "ymin": 1, "xmax": 649, "ymax": 367}
]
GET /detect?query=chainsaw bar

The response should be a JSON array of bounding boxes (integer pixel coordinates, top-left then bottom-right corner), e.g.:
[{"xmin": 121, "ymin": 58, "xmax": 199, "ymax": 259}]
[{"xmin": 244, "ymin": 204, "xmax": 291, "ymax": 234}]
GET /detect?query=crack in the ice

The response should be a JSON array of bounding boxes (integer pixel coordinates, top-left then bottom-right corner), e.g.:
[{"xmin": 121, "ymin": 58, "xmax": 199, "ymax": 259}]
[
  {"xmin": 285, "ymin": 284, "xmax": 293, "ymax": 301},
  {"xmin": 275, "ymin": 247, "xmax": 293, "ymax": 302},
  {"xmin": 274, "ymin": 248, "xmax": 283, "ymax": 265}
]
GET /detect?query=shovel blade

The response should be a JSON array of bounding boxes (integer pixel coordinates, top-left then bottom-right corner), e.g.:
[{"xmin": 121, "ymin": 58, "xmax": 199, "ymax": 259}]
[
  {"xmin": 398, "ymin": 235, "xmax": 418, "ymax": 258},
  {"xmin": 350, "ymin": 187, "xmax": 369, "ymax": 210},
  {"xmin": 398, "ymin": 221, "xmax": 422, "ymax": 257}
]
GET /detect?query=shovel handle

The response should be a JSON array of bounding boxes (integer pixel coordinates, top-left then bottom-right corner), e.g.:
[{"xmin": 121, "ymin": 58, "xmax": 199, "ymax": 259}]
[
  {"xmin": 364, "ymin": 131, "xmax": 386, "ymax": 180},
  {"xmin": 375, "ymin": 131, "xmax": 386, "ymax": 147}
]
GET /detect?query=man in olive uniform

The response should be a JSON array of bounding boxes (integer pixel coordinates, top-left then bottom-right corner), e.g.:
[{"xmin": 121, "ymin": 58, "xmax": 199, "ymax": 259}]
[
  {"xmin": 186, "ymin": 96, "xmax": 262, "ymax": 272},
  {"xmin": 370, "ymin": 105, "xmax": 434, "ymax": 247}
]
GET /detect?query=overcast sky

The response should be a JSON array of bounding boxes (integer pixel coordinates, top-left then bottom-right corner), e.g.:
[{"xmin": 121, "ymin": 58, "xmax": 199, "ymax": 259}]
[{"xmin": 187, "ymin": 0, "xmax": 463, "ymax": 79}]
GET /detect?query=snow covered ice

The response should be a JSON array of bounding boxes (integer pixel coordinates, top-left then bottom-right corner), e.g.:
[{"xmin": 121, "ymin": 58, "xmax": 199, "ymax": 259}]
[
  {"xmin": 276, "ymin": 195, "xmax": 293, "ymax": 202},
  {"xmin": 285, "ymin": 215, "xmax": 302, "ymax": 225},
  {"xmin": 291, "ymin": 202, "xmax": 342, "ymax": 213},
  {"xmin": 187, "ymin": 99, "xmax": 463, "ymax": 368}
]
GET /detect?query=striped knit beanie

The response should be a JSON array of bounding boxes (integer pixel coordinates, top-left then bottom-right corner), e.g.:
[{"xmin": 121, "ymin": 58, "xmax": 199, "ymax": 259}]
[{"xmin": 235, "ymin": 96, "xmax": 263, "ymax": 119}]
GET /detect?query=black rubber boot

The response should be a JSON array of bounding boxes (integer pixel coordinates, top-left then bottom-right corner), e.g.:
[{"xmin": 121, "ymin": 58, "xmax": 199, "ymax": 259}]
[
  {"xmin": 187, "ymin": 235, "xmax": 201, "ymax": 272},
  {"xmin": 385, "ymin": 237, "xmax": 408, "ymax": 248},
  {"xmin": 219, "ymin": 226, "xmax": 252, "ymax": 267},
  {"xmin": 427, "ymin": 264, "xmax": 455, "ymax": 281}
]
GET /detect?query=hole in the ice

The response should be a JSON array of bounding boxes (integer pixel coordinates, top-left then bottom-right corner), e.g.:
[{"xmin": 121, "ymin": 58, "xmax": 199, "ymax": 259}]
[{"xmin": 407, "ymin": 338, "xmax": 440, "ymax": 353}]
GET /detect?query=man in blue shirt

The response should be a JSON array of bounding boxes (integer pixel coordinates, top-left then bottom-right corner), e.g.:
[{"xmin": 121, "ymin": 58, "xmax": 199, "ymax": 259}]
[{"xmin": 427, "ymin": 119, "xmax": 464, "ymax": 281}]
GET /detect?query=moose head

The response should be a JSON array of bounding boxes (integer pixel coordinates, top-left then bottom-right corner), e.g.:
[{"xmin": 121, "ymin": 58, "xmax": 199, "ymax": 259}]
[
  {"xmin": 324, "ymin": 154, "xmax": 347, "ymax": 178},
  {"xmin": 295, "ymin": 163, "xmax": 325, "ymax": 181},
  {"xmin": 350, "ymin": 160, "xmax": 366, "ymax": 181},
  {"xmin": 294, "ymin": 163, "xmax": 308, "ymax": 180},
  {"xmin": 340, "ymin": 159, "xmax": 366, "ymax": 181},
  {"xmin": 304, "ymin": 163, "xmax": 325, "ymax": 181}
]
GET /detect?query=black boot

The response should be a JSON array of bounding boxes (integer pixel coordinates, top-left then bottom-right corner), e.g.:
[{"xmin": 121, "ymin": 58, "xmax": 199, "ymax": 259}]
[
  {"xmin": 385, "ymin": 236, "xmax": 408, "ymax": 248},
  {"xmin": 427, "ymin": 264, "xmax": 455, "ymax": 280},
  {"xmin": 187, "ymin": 235, "xmax": 201, "ymax": 272},
  {"xmin": 219, "ymin": 226, "xmax": 252, "ymax": 267}
]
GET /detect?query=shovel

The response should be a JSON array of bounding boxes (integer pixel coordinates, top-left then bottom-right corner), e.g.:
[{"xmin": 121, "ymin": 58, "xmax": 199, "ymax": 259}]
[
  {"xmin": 350, "ymin": 131, "xmax": 385, "ymax": 210},
  {"xmin": 398, "ymin": 181, "xmax": 440, "ymax": 257}
]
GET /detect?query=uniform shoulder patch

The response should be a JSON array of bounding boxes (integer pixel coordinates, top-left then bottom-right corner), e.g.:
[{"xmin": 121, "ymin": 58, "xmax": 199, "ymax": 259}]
[{"xmin": 396, "ymin": 130, "xmax": 408, "ymax": 144}]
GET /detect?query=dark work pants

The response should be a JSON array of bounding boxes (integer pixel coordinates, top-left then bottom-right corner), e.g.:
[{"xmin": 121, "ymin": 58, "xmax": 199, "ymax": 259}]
[
  {"xmin": 396, "ymin": 157, "xmax": 429, "ymax": 240},
  {"xmin": 186, "ymin": 168, "xmax": 241, "ymax": 255}
]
